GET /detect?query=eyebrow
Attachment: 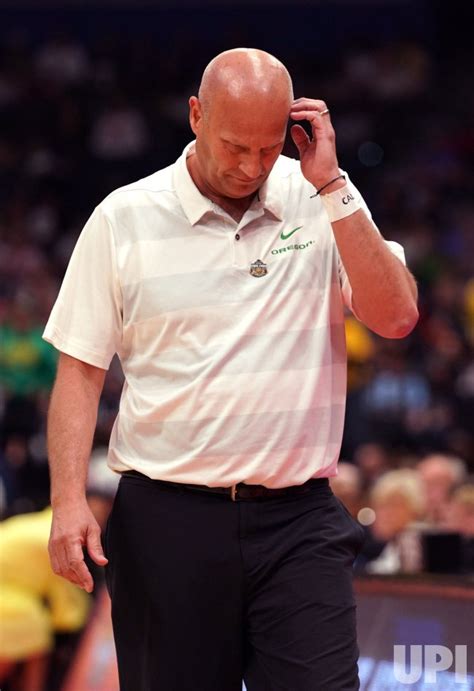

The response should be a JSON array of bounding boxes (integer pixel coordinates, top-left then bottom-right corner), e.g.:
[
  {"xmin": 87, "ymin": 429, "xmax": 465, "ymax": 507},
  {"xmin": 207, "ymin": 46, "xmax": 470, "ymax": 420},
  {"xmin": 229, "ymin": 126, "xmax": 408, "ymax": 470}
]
[{"xmin": 222, "ymin": 138, "xmax": 283, "ymax": 151}]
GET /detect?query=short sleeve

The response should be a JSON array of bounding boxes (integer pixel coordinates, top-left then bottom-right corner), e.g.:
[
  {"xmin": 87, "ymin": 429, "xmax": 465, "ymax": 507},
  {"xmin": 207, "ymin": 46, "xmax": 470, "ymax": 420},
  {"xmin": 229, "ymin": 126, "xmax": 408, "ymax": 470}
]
[
  {"xmin": 336, "ymin": 173, "xmax": 407, "ymax": 317},
  {"xmin": 43, "ymin": 206, "xmax": 122, "ymax": 369}
]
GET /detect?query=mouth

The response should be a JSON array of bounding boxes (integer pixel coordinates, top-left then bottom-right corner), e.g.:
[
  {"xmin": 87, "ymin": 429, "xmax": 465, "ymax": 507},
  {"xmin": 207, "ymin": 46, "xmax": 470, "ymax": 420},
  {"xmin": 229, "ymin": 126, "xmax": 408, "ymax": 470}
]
[{"xmin": 231, "ymin": 176, "xmax": 260, "ymax": 185}]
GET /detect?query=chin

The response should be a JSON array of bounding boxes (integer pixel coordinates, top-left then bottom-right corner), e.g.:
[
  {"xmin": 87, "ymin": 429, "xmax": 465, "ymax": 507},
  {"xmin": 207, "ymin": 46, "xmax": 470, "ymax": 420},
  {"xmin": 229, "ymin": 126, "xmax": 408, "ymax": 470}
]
[
  {"xmin": 226, "ymin": 189, "xmax": 255, "ymax": 199},
  {"xmin": 225, "ymin": 180, "xmax": 260, "ymax": 198}
]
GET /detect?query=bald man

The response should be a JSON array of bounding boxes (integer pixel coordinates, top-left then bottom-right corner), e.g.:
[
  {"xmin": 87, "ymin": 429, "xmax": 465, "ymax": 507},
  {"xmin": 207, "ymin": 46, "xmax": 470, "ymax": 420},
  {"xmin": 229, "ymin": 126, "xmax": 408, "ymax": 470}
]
[{"xmin": 44, "ymin": 49, "xmax": 418, "ymax": 690}]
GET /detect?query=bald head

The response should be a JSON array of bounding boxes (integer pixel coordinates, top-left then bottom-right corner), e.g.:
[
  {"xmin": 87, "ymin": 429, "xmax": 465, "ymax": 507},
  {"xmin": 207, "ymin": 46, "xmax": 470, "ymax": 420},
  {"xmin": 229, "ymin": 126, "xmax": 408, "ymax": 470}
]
[
  {"xmin": 198, "ymin": 48, "xmax": 293, "ymax": 117},
  {"xmin": 187, "ymin": 48, "xmax": 293, "ymax": 203}
]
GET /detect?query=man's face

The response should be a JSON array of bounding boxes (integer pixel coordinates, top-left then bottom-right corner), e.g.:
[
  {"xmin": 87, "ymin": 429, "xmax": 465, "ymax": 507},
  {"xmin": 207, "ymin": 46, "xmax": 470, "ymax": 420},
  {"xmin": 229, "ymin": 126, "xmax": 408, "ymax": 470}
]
[{"xmin": 189, "ymin": 94, "xmax": 289, "ymax": 200}]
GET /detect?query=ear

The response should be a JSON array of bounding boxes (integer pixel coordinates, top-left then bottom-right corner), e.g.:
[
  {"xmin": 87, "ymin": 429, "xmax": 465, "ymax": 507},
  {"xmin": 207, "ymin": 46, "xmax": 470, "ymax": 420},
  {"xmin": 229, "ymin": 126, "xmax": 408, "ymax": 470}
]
[{"xmin": 189, "ymin": 96, "xmax": 203, "ymax": 136}]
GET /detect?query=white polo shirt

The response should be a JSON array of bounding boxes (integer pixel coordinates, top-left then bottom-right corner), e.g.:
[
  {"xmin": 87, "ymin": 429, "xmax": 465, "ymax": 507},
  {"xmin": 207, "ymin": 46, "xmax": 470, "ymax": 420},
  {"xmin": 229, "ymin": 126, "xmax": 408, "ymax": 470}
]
[{"xmin": 43, "ymin": 142, "xmax": 405, "ymax": 488}]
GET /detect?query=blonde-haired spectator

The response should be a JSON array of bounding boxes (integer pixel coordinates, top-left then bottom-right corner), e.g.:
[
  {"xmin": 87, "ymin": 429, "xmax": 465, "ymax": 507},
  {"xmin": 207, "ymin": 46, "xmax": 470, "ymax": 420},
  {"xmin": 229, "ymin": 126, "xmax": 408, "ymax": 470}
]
[
  {"xmin": 371, "ymin": 468, "xmax": 425, "ymax": 540},
  {"xmin": 365, "ymin": 468, "xmax": 427, "ymax": 574}
]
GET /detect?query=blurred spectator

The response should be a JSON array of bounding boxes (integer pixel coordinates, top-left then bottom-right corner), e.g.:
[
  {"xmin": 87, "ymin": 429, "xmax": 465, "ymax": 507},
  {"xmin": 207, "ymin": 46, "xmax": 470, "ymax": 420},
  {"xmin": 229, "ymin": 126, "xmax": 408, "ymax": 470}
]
[
  {"xmin": 0, "ymin": 435, "xmax": 49, "ymax": 517},
  {"xmin": 363, "ymin": 469, "xmax": 426, "ymax": 574},
  {"xmin": 0, "ymin": 447, "xmax": 119, "ymax": 691},
  {"xmin": 89, "ymin": 93, "xmax": 150, "ymax": 161},
  {"xmin": 417, "ymin": 453, "xmax": 467, "ymax": 524},
  {"xmin": 330, "ymin": 461, "xmax": 363, "ymax": 519},
  {"xmin": 0, "ymin": 294, "xmax": 57, "ymax": 398},
  {"xmin": 353, "ymin": 443, "xmax": 390, "ymax": 492},
  {"xmin": 445, "ymin": 483, "xmax": 474, "ymax": 537},
  {"xmin": 0, "ymin": 289, "xmax": 57, "ymax": 519},
  {"xmin": 361, "ymin": 345, "xmax": 431, "ymax": 446},
  {"xmin": 341, "ymin": 40, "xmax": 430, "ymax": 102},
  {"xmin": 443, "ymin": 480, "xmax": 474, "ymax": 571},
  {"xmin": 0, "ymin": 507, "xmax": 90, "ymax": 691},
  {"xmin": 34, "ymin": 32, "xmax": 90, "ymax": 86},
  {"xmin": 370, "ymin": 469, "xmax": 426, "ymax": 542}
]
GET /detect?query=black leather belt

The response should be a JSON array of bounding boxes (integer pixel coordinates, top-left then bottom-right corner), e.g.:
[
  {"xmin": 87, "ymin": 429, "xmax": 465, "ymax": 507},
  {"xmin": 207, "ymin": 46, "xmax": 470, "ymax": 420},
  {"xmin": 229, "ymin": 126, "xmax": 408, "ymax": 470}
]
[{"xmin": 121, "ymin": 469, "xmax": 328, "ymax": 501}]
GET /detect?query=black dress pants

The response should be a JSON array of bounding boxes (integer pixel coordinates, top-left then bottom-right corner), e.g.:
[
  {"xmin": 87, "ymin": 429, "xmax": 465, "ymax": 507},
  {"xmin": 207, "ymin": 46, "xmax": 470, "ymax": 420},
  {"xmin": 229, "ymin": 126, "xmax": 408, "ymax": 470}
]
[{"xmin": 104, "ymin": 473, "xmax": 364, "ymax": 691}]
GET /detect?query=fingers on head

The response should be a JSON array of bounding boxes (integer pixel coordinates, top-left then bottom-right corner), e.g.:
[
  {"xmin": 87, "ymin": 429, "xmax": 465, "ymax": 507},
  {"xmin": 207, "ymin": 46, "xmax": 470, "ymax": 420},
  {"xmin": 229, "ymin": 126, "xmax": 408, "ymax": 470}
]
[
  {"xmin": 292, "ymin": 97, "xmax": 328, "ymax": 112},
  {"xmin": 291, "ymin": 123, "xmax": 307, "ymax": 136}
]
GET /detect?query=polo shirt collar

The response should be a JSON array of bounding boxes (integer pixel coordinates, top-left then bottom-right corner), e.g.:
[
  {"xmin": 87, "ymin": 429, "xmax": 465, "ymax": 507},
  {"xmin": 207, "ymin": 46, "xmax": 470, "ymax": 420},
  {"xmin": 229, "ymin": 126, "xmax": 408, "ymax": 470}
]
[
  {"xmin": 173, "ymin": 141, "xmax": 284, "ymax": 225},
  {"xmin": 256, "ymin": 170, "xmax": 284, "ymax": 221},
  {"xmin": 173, "ymin": 142, "xmax": 214, "ymax": 226}
]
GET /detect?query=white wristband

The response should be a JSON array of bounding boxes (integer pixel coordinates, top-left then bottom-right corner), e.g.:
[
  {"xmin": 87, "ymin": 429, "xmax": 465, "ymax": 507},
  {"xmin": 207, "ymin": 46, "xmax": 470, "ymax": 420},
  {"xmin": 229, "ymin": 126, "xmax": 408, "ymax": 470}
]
[{"xmin": 320, "ymin": 183, "xmax": 361, "ymax": 223}]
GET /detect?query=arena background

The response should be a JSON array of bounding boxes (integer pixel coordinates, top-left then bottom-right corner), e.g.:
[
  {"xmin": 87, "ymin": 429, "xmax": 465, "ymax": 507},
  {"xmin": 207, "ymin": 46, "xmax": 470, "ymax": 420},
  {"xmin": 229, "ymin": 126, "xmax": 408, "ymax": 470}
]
[{"xmin": 0, "ymin": 1, "xmax": 473, "ymax": 689}]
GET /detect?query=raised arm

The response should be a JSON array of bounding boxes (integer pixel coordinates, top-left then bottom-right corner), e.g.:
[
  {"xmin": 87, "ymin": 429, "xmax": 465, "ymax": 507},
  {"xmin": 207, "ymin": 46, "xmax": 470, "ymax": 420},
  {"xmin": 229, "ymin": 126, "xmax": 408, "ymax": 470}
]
[
  {"xmin": 291, "ymin": 97, "xmax": 419, "ymax": 339},
  {"xmin": 48, "ymin": 352, "xmax": 107, "ymax": 592},
  {"xmin": 326, "ymin": 204, "xmax": 418, "ymax": 338}
]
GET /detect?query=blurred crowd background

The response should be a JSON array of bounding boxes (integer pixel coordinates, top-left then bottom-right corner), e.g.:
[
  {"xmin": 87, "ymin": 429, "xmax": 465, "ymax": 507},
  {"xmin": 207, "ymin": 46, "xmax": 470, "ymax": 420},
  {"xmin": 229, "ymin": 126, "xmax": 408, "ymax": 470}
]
[{"xmin": 0, "ymin": 0, "xmax": 473, "ymax": 688}]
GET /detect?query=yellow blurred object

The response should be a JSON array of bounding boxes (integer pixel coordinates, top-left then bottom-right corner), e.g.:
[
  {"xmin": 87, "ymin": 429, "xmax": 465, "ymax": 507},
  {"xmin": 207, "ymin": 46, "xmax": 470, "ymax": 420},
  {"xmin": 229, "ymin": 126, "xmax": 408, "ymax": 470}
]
[
  {"xmin": 0, "ymin": 507, "xmax": 90, "ymax": 660},
  {"xmin": 345, "ymin": 315, "xmax": 375, "ymax": 390},
  {"xmin": 0, "ymin": 585, "xmax": 52, "ymax": 658},
  {"xmin": 464, "ymin": 277, "xmax": 474, "ymax": 344},
  {"xmin": 345, "ymin": 316, "xmax": 375, "ymax": 363}
]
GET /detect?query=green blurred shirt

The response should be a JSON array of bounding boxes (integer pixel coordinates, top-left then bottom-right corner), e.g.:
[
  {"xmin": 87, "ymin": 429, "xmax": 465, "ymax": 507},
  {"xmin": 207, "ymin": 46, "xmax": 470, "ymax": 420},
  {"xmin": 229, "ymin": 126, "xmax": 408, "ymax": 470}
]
[{"xmin": 0, "ymin": 325, "xmax": 58, "ymax": 395}]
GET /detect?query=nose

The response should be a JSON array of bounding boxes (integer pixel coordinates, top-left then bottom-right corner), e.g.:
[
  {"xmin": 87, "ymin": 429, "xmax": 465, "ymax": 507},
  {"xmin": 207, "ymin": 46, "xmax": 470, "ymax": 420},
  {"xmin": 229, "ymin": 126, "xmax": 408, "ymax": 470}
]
[{"xmin": 239, "ymin": 154, "xmax": 264, "ymax": 180}]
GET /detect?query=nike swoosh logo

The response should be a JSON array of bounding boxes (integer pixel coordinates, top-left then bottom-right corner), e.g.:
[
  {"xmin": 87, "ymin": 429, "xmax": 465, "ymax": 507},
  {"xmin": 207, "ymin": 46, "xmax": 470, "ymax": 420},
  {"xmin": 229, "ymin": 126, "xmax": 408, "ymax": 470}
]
[{"xmin": 280, "ymin": 225, "xmax": 303, "ymax": 241}]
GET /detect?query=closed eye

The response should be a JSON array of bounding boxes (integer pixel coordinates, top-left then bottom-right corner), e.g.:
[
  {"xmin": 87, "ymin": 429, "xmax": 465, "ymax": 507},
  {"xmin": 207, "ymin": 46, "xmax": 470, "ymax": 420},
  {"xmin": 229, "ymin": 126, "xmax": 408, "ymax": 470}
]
[
  {"xmin": 222, "ymin": 139, "xmax": 282, "ymax": 155},
  {"xmin": 262, "ymin": 144, "xmax": 281, "ymax": 154},
  {"xmin": 223, "ymin": 140, "xmax": 245, "ymax": 153}
]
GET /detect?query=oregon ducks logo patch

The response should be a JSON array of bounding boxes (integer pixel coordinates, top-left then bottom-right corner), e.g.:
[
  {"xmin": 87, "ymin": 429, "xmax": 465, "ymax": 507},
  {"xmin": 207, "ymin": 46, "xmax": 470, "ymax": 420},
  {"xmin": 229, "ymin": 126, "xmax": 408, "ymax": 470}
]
[{"xmin": 249, "ymin": 259, "xmax": 268, "ymax": 277}]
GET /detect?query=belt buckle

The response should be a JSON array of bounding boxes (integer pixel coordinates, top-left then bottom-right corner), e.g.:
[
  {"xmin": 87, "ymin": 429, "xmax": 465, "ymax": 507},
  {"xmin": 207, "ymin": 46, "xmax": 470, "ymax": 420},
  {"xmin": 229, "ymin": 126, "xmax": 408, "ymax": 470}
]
[{"xmin": 230, "ymin": 484, "xmax": 237, "ymax": 501}]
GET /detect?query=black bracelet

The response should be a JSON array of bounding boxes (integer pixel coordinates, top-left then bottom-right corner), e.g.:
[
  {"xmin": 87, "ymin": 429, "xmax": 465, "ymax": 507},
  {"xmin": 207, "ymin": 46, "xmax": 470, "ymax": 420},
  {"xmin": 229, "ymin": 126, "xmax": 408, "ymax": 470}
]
[{"xmin": 310, "ymin": 174, "xmax": 346, "ymax": 198}]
